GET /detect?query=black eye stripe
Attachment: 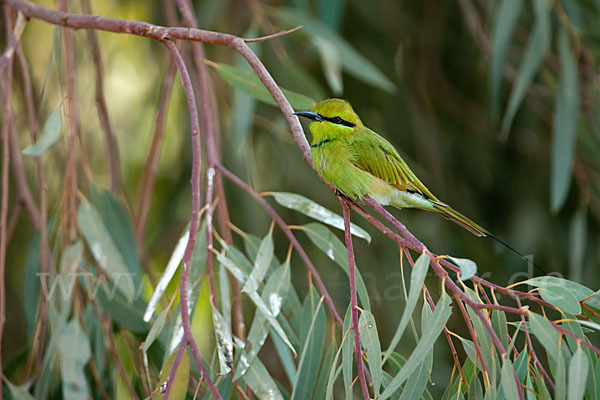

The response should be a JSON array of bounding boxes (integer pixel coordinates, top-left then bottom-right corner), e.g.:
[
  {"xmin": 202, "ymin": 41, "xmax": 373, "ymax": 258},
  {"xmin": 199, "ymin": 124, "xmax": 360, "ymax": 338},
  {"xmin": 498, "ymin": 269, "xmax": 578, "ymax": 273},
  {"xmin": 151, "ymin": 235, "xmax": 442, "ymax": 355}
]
[{"xmin": 318, "ymin": 114, "xmax": 355, "ymax": 128}]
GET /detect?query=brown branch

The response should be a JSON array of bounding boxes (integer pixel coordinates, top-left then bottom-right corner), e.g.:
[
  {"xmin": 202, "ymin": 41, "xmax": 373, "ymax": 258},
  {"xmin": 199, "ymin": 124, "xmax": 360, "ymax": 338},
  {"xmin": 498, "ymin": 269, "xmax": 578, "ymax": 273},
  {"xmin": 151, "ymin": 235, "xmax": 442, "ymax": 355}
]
[
  {"xmin": 3, "ymin": 0, "xmax": 311, "ymax": 161},
  {"xmin": 0, "ymin": 10, "xmax": 25, "ymax": 73},
  {"xmin": 161, "ymin": 39, "xmax": 220, "ymax": 400},
  {"xmin": 105, "ymin": 319, "xmax": 140, "ymax": 400},
  {"xmin": 243, "ymin": 26, "xmax": 303, "ymax": 43},
  {"xmin": 134, "ymin": 59, "xmax": 177, "ymax": 249},
  {"xmin": 175, "ymin": 0, "xmax": 246, "ymax": 341},
  {"xmin": 514, "ymin": 296, "xmax": 554, "ymax": 390},
  {"xmin": 340, "ymin": 198, "xmax": 370, "ymax": 400},
  {"xmin": 0, "ymin": 7, "xmax": 14, "ymax": 397},
  {"xmin": 8, "ymin": 122, "xmax": 40, "ymax": 228},
  {"xmin": 80, "ymin": 0, "xmax": 120, "ymax": 192}
]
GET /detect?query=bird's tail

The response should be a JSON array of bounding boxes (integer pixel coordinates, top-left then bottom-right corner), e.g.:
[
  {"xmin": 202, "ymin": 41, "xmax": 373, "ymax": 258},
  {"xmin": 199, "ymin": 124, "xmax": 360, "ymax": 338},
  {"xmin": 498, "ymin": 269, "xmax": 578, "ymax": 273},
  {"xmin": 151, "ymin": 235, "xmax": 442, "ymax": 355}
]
[
  {"xmin": 432, "ymin": 203, "xmax": 546, "ymax": 274},
  {"xmin": 433, "ymin": 203, "xmax": 489, "ymax": 237}
]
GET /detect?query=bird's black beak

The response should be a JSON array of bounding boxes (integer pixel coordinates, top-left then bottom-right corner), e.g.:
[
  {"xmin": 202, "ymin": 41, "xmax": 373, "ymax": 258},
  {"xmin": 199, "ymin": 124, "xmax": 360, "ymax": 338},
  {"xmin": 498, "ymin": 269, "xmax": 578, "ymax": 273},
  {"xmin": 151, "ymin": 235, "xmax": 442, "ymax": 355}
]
[{"xmin": 292, "ymin": 111, "xmax": 324, "ymax": 122}]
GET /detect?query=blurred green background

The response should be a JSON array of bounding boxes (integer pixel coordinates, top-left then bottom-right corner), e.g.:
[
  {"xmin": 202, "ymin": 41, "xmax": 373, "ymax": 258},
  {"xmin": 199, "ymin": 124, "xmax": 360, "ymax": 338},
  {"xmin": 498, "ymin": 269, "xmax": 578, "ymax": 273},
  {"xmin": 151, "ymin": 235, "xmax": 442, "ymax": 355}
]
[{"xmin": 5, "ymin": 0, "xmax": 600, "ymax": 396}]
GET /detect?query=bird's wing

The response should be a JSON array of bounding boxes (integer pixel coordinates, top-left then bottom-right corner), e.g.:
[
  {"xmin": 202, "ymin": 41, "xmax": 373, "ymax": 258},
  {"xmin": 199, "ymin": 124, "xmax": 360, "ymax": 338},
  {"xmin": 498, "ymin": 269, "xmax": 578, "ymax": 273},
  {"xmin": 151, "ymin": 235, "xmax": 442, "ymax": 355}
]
[{"xmin": 349, "ymin": 129, "xmax": 438, "ymax": 201}]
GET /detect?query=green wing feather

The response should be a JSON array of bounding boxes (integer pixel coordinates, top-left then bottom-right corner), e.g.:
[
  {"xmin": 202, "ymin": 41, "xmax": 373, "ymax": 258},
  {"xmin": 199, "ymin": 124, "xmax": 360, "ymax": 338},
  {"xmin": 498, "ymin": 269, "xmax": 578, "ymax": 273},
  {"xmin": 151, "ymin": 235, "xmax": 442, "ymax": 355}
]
[
  {"xmin": 348, "ymin": 128, "xmax": 489, "ymax": 237},
  {"xmin": 348, "ymin": 128, "xmax": 438, "ymax": 200}
]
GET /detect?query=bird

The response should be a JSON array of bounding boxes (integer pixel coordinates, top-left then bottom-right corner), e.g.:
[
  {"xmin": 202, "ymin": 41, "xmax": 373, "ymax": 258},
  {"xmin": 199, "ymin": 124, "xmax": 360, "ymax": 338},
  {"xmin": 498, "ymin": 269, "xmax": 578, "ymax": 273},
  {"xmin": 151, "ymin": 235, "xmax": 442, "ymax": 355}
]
[{"xmin": 293, "ymin": 98, "xmax": 544, "ymax": 272}]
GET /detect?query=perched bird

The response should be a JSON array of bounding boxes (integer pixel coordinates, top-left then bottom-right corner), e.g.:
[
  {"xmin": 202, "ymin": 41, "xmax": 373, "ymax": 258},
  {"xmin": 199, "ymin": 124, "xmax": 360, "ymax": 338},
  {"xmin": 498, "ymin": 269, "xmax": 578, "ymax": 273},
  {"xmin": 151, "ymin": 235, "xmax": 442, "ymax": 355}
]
[{"xmin": 294, "ymin": 98, "xmax": 543, "ymax": 271}]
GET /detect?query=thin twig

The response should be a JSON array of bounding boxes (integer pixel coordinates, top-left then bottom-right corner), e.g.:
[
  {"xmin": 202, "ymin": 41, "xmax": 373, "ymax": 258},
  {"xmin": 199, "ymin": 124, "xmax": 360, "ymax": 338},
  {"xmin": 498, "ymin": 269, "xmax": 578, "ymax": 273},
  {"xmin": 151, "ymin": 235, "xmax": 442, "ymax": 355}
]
[
  {"xmin": 243, "ymin": 25, "xmax": 303, "ymax": 42},
  {"xmin": 161, "ymin": 39, "xmax": 221, "ymax": 400},
  {"xmin": 217, "ymin": 162, "xmax": 343, "ymax": 326},
  {"xmin": 80, "ymin": 0, "xmax": 120, "ymax": 192},
  {"xmin": 0, "ymin": 10, "xmax": 26, "ymax": 73},
  {"xmin": 514, "ymin": 296, "xmax": 554, "ymax": 390},
  {"xmin": 0, "ymin": 7, "xmax": 15, "ymax": 397},
  {"xmin": 4, "ymin": 0, "xmax": 312, "ymax": 164},
  {"xmin": 340, "ymin": 198, "xmax": 370, "ymax": 400},
  {"xmin": 105, "ymin": 319, "xmax": 140, "ymax": 400},
  {"xmin": 134, "ymin": 59, "xmax": 176, "ymax": 249}
]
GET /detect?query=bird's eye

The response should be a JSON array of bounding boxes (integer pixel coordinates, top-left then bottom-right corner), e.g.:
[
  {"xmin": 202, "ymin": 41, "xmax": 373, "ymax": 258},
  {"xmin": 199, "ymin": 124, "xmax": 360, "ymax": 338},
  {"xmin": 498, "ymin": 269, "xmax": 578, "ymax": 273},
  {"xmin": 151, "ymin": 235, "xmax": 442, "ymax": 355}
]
[{"xmin": 332, "ymin": 117, "xmax": 342, "ymax": 124}]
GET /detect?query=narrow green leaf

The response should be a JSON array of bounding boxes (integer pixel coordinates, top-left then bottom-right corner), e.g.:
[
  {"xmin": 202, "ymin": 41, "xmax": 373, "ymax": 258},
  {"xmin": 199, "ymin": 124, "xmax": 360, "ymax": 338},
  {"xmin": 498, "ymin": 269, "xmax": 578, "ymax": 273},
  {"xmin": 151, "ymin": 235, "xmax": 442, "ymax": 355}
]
[
  {"xmin": 568, "ymin": 207, "xmax": 587, "ymax": 282},
  {"xmin": 300, "ymin": 222, "xmax": 370, "ymax": 310},
  {"xmin": 93, "ymin": 278, "xmax": 148, "ymax": 333},
  {"xmin": 248, "ymin": 291, "xmax": 297, "ymax": 357},
  {"xmin": 524, "ymin": 276, "xmax": 598, "ymax": 306},
  {"xmin": 501, "ymin": 358, "xmax": 521, "ymax": 400},
  {"xmin": 143, "ymin": 307, "xmax": 168, "ymax": 353},
  {"xmin": 492, "ymin": 307, "xmax": 510, "ymax": 350},
  {"xmin": 380, "ymin": 289, "xmax": 452, "ymax": 399},
  {"xmin": 450, "ymin": 256, "xmax": 477, "ymax": 281},
  {"xmin": 314, "ymin": 344, "xmax": 336, "ymax": 399},
  {"xmin": 275, "ymin": 8, "xmax": 396, "ymax": 93},
  {"xmin": 383, "ymin": 252, "xmax": 429, "ymax": 363},
  {"xmin": 342, "ymin": 306, "xmax": 354, "ymax": 399},
  {"xmin": 490, "ymin": 0, "xmax": 523, "ymax": 115},
  {"xmin": 359, "ymin": 310, "xmax": 382, "ymax": 395},
  {"xmin": 153, "ymin": 350, "xmax": 190, "ymax": 400},
  {"xmin": 501, "ymin": 0, "xmax": 550, "ymax": 139},
  {"xmin": 89, "ymin": 184, "xmax": 142, "ymax": 277},
  {"xmin": 22, "ymin": 107, "xmax": 62, "ymax": 156},
  {"xmin": 77, "ymin": 201, "xmax": 134, "ymax": 302},
  {"xmin": 514, "ymin": 348, "xmax": 529, "ymax": 382},
  {"xmin": 556, "ymin": 347, "xmax": 567, "ymax": 400},
  {"xmin": 316, "ymin": 0, "xmax": 345, "ymax": 31},
  {"xmin": 243, "ymin": 228, "xmax": 274, "ymax": 294},
  {"xmin": 210, "ymin": 62, "xmax": 316, "ymax": 109},
  {"xmin": 568, "ymin": 347, "xmax": 589, "ymax": 400},
  {"xmin": 272, "ymin": 192, "xmax": 371, "ymax": 242},
  {"xmin": 243, "ymin": 357, "xmax": 284, "ymax": 400},
  {"xmin": 6, "ymin": 382, "xmax": 35, "ymax": 400},
  {"xmin": 528, "ymin": 312, "xmax": 560, "ymax": 361},
  {"xmin": 312, "ymin": 36, "xmax": 343, "ymax": 95},
  {"xmin": 534, "ymin": 365, "xmax": 553, "ymax": 400},
  {"xmin": 234, "ymin": 263, "xmax": 290, "ymax": 380},
  {"xmin": 538, "ymin": 283, "xmax": 581, "ymax": 315},
  {"xmin": 58, "ymin": 319, "xmax": 91, "ymax": 399},
  {"xmin": 326, "ymin": 337, "xmax": 346, "ymax": 400},
  {"xmin": 291, "ymin": 298, "xmax": 325, "ymax": 400},
  {"xmin": 551, "ymin": 26, "xmax": 580, "ymax": 212},
  {"xmin": 398, "ymin": 350, "xmax": 433, "ymax": 400},
  {"xmin": 271, "ymin": 328, "xmax": 297, "ymax": 384}
]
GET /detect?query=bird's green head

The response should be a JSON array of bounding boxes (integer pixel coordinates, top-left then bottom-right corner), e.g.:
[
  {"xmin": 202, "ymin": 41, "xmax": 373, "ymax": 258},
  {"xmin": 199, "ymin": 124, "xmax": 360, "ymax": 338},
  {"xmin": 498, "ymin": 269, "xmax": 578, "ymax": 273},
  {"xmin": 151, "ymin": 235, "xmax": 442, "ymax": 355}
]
[{"xmin": 293, "ymin": 98, "xmax": 362, "ymax": 141}]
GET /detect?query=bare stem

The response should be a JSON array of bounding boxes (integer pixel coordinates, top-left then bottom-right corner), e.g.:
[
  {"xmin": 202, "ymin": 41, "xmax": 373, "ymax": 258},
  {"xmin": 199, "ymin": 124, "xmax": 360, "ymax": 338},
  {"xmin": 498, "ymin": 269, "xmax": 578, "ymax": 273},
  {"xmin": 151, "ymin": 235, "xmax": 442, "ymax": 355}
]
[
  {"xmin": 217, "ymin": 162, "xmax": 343, "ymax": 326},
  {"xmin": 0, "ymin": 7, "xmax": 14, "ymax": 397},
  {"xmin": 80, "ymin": 0, "xmax": 120, "ymax": 192},
  {"xmin": 161, "ymin": 39, "xmax": 220, "ymax": 400},
  {"xmin": 340, "ymin": 198, "xmax": 370, "ymax": 400}
]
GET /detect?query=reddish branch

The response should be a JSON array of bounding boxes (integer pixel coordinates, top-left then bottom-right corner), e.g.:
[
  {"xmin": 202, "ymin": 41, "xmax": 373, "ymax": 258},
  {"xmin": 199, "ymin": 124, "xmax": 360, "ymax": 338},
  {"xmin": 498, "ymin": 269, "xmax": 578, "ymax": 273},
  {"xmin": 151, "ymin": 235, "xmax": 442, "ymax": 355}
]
[
  {"xmin": 0, "ymin": 7, "xmax": 14, "ymax": 397},
  {"xmin": 2, "ymin": 0, "xmax": 312, "ymax": 163},
  {"xmin": 217, "ymin": 162, "xmax": 343, "ymax": 326},
  {"xmin": 340, "ymin": 199, "xmax": 370, "ymax": 400},
  {"xmin": 80, "ymin": 0, "xmax": 121, "ymax": 192},
  {"xmin": 161, "ymin": 39, "xmax": 221, "ymax": 399},
  {"xmin": 134, "ymin": 59, "xmax": 176, "ymax": 249}
]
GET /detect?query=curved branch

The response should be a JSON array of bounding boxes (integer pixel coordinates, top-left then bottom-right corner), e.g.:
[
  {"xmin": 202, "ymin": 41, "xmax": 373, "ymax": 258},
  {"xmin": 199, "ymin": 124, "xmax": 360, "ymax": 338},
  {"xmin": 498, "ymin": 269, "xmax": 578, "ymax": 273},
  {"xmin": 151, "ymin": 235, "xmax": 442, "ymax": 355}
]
[{"xmin": 161, "ymin": 39, "xmax": 220, "ymax": 400}]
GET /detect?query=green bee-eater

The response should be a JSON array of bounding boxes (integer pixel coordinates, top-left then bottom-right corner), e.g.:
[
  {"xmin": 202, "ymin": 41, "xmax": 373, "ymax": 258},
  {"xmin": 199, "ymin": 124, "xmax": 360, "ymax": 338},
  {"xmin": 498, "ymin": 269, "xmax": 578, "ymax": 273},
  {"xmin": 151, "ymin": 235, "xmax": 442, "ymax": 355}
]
[{"xmin": 294, "ymin": 98, "xmax": 488, "ymax": 236}]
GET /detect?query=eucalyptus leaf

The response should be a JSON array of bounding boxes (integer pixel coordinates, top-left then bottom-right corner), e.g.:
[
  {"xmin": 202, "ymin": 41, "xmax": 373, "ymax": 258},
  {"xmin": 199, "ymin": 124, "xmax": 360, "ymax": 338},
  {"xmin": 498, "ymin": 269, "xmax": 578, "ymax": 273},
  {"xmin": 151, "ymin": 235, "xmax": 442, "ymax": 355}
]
[
  {"xmin": 271, "ymin": 191, "xmax": 371, "ymax": 242},
  {"xmin": 210, "ymin": 62, "xmax": 316, "ymax": 109},
  {"xmin": 568, "ymin": 347, "xmax": 589, "ymax": 400},
  {"xmin": 501, "ymin": 0, "xmax": 550, "ymax": 138},
  {"xmin": 450, "ymin": 256, "xmax": 477, "ymax": 281},
  {"xmin": 551, "ymin": 27, "xmax": 580, "ymax": 212},
  {"xmin": 22, "ymin": 107, "xmax": 62, "ymax": 156},
  {"xmin": 380, "ymin": 289, "xmax": 452, "ymax": 399}
]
